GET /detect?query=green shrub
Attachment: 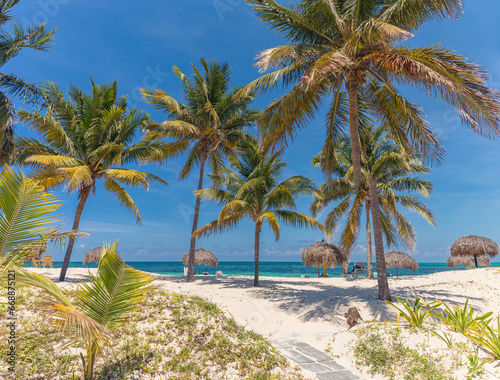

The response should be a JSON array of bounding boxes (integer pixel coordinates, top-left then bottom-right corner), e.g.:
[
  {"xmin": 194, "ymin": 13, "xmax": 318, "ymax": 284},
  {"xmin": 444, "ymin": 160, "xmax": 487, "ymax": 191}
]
[
  {"xmin": 354, "ymin": 324, "xmax": 455, "ymax": 380},
  {"xmin": 434, "ymin": 299, "xmax": 492, "ymax": 335},
  {"xmin": 469, "ymin": 318, "xmax": 500, "ymax": 360},
  {"xmin": 386, "ymin": 297, "xmax": 442, "ymax": 328}
]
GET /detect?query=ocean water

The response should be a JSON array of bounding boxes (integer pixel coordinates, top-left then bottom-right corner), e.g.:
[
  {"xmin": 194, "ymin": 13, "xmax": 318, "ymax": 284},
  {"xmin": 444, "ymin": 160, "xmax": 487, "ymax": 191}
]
[{"xmin": 26, "ymin": 261, "xmax": 500, "ymax": 278}]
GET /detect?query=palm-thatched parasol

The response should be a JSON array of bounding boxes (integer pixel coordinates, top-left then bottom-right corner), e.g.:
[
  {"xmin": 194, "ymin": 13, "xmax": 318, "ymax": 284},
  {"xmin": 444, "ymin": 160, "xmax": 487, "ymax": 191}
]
[
  {"xmin": 385, "ymin": 251, "xmax": 418, "ymax": 277},
  {"xmin": 83, "ymin": 247, "xmax": 121, "ymax": 265},
  {"xmin": 447, "ymin": 255, "xmax": 490, "ymax": 269},
  {"xmin": 450, "ymin": 235, "xmax": 498, "ymax": 268},
  {"xmin": 302, "ymin": 240, "xmax": 346, "ymax": 278},
  {"xmin": 182, "ymin": 248, "xmax": 218, "ymax": 274},
  {"xmin": 25, "ymin": 242, "xmax": 47, "ymax": 263}
]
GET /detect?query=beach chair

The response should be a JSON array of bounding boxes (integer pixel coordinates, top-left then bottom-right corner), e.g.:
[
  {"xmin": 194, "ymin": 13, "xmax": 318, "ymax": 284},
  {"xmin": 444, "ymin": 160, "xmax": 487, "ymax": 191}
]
[
  {"xmin": 31, "ymin": 257, "xmax": 41, "ymax": 268},
  {"xmin": 41, "ymin": 255, "xmax": 53, "ymax": 269},
  {"xmin": 348, "ymin": 262, "xmax": 366, "ymax": 278}
]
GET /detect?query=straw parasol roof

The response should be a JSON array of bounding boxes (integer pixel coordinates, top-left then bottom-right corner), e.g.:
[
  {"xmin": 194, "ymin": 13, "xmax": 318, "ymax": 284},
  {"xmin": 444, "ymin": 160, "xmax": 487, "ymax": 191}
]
[
  {"xmin": 385, "ymin": 251, "xmax": 418, "ymax": 277},
  {"xmin": 25, "ymin": 243, "xmax": 47, "ymax": 263},
  {"xmin": 83, "ymin": 247, "xmax": 121, "ymax": 264},
  {"xmin": 450, "ymin": 235, "xmax": 498, "ymax": 258},
  {"xmin": 447, "ymin": 255, "xmax": 490, "ymax": 269},
  {"xmin": 385, "ymin": 251, "xmax": 418, "ymax": 271},
  {"xmin": 182, "ymin": 248, "xmax": 218, "ymax": 267},
  {"xmin": 302, "ymin": 241, "xmax": 347, "ymax": 273}
]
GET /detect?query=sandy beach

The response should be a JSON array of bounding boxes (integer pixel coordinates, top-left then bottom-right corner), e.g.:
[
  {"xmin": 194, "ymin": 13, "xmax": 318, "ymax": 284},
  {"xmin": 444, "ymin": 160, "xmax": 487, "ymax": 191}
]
[{"xmin": 30, "ymin": 266, "xmax": 500, "ymax": 379}]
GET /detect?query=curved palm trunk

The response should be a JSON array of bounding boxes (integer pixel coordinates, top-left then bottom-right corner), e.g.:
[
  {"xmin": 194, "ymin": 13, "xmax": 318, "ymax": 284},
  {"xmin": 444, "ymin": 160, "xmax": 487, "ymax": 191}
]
[
  {"xmin": 367, "ymin": 176, "xmax": 391, "ymax": 301},
  {"xmin": 187, "ymin": 153, "xmax": 207, "ymax": 282},
  {"xmin": 254, "ymin": 222, "xmax": 262, "ymax": 287},
  {"xmin": 347, "ymin": 75, "xmax": 362, "ymax": 187},
  {"xmin": 59, "ymin": 186, "xmax": 91, "ymax": 282},
  {"xmin": 365, "ymin": 201, "xmax": 374, "ymax": 279}
]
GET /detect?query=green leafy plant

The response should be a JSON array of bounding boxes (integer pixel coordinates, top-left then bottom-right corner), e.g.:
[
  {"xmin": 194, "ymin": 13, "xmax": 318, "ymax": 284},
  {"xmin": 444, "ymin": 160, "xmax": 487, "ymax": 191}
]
[
  {"xmin": 434, "ymin": 299, "xmax": 493, "ymax": 335},
  {"xmin": 18, "ymin": 242, "xmax": 154, "ymax": 379},
  {"xmin": 466, "ymin": 350, "xmax": 485, "ymax": 379},
  {"xmin": 386, "ymin": 297, "xmax": 442, "ymax": 328},
  {"xmin": 0, "ymin": 165, "xmax": 77, "ymax": 277},
  {"xmin": 469, "ymin": 318, "xmax": 500, "ymax": 360},
  {"xmin": 353, "ymin": 324, "xmax": 454, "ymax": 380}
]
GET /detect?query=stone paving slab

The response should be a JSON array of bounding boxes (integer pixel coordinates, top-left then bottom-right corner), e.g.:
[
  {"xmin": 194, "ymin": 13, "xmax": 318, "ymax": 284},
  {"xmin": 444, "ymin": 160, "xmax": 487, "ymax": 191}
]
[
  {"xmin": 319, "ymin": 360, "xmax": 345, "ymax": 371},
  {"xmin": 282, "ymin": 349, "xmax": 316, "ymax": 364},
  {"xmin": 301, "ymin": 362, "xmax": 332, "ymax": 373},
  {"xmin": 316, "ymin": 370, "xmax": 360, "ymax": 380},
  {"xmin": 295, "ymin": 345, "xmax": 334, "ymax": 362},
  {"xmin": 272, "ymin": 341, "xmax": 292, "ymax": 349},
  {"xmin": 273, "ymin": 340, "xmax": 359, "ymax": 380}
]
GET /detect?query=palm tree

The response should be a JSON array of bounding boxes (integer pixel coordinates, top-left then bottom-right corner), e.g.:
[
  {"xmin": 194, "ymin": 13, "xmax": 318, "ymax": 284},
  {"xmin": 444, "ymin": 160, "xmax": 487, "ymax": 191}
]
[
  {"xmin": 0, "ymin": 0, "xmax": 55, "ymax": 165},
  {"xmin": 242, "ymin": 0, "xmax": 500, "ymax": 184},
  {"xmin": 312, "ymin": 127, "xmax": 436, "ymax": 281},
  {"xmin": 18, "ymin": 242, "xmax": 154, "ymax": 380},
  {"xmin": 15, "ymin": 79, "xmax": 168, "ymax": 281},
  {"xmin": 240, "ymin": 0, "xmax": 500, "ymax": 300},
  {"xmin": 193, "ymin": 141, "xmax": 323, "ymax": 287},
  {"xmin": 142, "ymin": 58, "xmax": 259, "ymax": 282},
  {"xmin": 0, "ymin": 165, "xmax": 77, "ymax": 277}
]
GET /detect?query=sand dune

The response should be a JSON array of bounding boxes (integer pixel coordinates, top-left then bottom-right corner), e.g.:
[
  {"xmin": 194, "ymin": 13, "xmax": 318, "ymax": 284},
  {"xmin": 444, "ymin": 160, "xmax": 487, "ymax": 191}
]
[{"xmin": 30, "ymin": 266, "xmax": 500, "ymax": 379}]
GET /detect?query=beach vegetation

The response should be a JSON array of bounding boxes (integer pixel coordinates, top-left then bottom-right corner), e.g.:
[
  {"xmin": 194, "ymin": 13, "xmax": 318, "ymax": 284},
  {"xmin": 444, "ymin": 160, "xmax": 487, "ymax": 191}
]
[
  {"xmin": 386, "ymin": 296, "xmax": 442, "ymax": 328},
  {"xmin": 17, "ymin": 242, "xmax": 154, "ymax": 379},
  {"xmin": 141, "ymin": 58, "xmax": 259, "ymax": 283},
  {"xmin": 0, "ymin": 165, "xmax": 77, "ymax": 277},
  {"xmin": 469, "ymin": 318, "xmax": 500, "ymax": 361},
  {"xmin": 434, "ymin": 299, "xmax": 493, "ymax": 336},
  {"xmin": 0, "ymin": 278, "xmax": 303, "ymax": 379},
  {"xmin": 312, "ymin": 126, "xmax": 435, "ymax": 278},
  {"xmin": 466, "ymin": 351, "xmax": 486, "ymax": 380},
  {"xmin": 0, "ymin": 0, "xmax": 55, "ymax": 165},
  {"xmin": 15, "ymin": 78, "xmax": 168, "ymax": 281},
  {"xmin": 354, "ymin": 323, "xmax": 455, "ymax": 380},
  {"xmin": 193, "ymin": 140, "xmax": 323, "ymax": 287},
  {"xmin": 241, "ymin": 0, "xmax": 500, "ymax": 301}
]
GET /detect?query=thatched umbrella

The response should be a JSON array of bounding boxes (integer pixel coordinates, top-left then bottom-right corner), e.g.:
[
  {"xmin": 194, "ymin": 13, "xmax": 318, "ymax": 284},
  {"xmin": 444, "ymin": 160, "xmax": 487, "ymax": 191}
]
[
  {"xmin": 25, "ymin": 243, "xmax": 47, "ymax": 264},
  {"xmin": 385, "ymin": 251, "xmax": 418, "ymax": 277},
  {"xmin": 447, "ymin": 255, "xmax": 490, "ymax": 269},
  {"xmin": 83, "ymin": 247, "xmax": 121, "ymax": 265},
  {"xmin": 182, "ymin": 248, "xmax": 218, "ymax": 274},
  {"xmin": 450, "ymin": 235, "xmax": 499, "ymax": 268},
  {"xmin": 302, "ymin": 240, "xmax": 346, "ymax": 278}
]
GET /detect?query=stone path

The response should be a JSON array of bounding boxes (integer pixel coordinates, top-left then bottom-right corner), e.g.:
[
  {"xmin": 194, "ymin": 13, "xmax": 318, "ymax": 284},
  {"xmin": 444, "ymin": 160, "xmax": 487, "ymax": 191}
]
[{"xmin": 272, "ymin": 340, "xmax": 360, "ymax": 380}]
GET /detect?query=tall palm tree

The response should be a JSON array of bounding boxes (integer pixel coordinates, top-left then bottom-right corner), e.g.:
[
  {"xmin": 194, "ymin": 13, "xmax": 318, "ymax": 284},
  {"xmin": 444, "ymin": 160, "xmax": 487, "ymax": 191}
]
[
  {"xmin": 193, "ymin": 141, "xmax": 323, "ymax": 287},
  {"xmin": 240, "ymin": 0, "xmax": 500, "ymax": 300},
  {"xmin": 312, "ymin": 127, "xmax": 436, "ymax": 280},
  {"xmin": 0, "ymin": 0, "xmax": 55, "ymax": 165},
  {"xmin": 15, "ymin": 79, "xmax": 168, "ymax": 281},
  {"xmin": 142, "ymin": 58, "xmax": 259, "ymax": 282}
]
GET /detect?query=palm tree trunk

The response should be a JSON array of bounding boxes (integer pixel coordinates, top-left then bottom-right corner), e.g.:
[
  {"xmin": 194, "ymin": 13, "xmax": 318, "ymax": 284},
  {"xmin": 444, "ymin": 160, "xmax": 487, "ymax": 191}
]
[
  {"xmin": 367, "ymin": 176, "xmax": 391, "ymax": 301},
  {"xmin": 347, "ymin": 74, "xmax": 362, "ymax": 187},
  {"xmin": 59, "ymin": 186, "xmax": 91, "ymax": 282},
  {"xmin": 254, "ymin": 221, "xmax": 262, "ymax": 287},
  {"xmin": 187, "ymin": 153, "xmax": 207, "ymax": 282},
  {"xmin": 365, "ymin": 201, "xmax": 374, "ymax": 279}
]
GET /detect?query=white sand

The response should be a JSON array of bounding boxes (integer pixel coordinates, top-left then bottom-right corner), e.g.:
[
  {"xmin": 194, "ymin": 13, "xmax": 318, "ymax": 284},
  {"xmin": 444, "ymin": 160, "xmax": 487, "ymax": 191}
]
[{"xmin": 30, "ymin": 267, "xmax": 500, "ymax": 379}]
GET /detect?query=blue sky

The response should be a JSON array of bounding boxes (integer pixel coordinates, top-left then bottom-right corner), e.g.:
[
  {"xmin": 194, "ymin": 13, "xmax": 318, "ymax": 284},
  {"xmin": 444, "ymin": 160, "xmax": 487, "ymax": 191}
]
[{"xmin": 6, "ymin": 0, "xmax": 500, "ymax": 263}]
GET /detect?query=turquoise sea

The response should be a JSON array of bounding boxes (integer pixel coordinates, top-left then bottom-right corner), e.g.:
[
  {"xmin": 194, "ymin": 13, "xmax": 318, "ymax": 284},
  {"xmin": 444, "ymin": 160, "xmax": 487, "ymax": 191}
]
[{"xmin": 27, "ymin": 261, "xmax": 500, "ymax": 278}]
